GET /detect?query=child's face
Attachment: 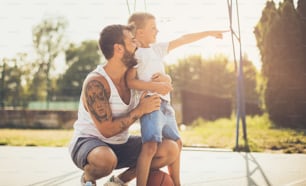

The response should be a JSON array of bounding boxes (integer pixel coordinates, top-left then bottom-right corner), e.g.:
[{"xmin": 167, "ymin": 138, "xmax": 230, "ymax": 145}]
[{"xmin": 142, "ymin": 18, "xmax": 158, "ymax": 44}]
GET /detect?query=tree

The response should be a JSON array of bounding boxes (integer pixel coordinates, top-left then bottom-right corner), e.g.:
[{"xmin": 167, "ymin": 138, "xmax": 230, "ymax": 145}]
[
  {"xmin": 56, "ymin": 40, "xmax": 101, "ymax": 99},
  {"xmin": 166, "ymin": 54, "xmax": 260, "ymax": 120},
  {"xmin": 242, "ymin": 55, "xmax": 262, "ymax": 115},
  {"xmin": 167, "ymin": 55, "xmax": 235, "ymax": 99},
  {"xmin": 31, "ymin": 16, "xmax": 68, "ymax": 107},
  {"xmin": 0, "ymin": 53, "xmax": 31, "ymax": 108},
  {"xmin": 0, "ymin": 58, "xmax": 8, "ymax": 107},
  {"xmin": 254, "ymin": 0, "xmax": 306, "ymax": 127},
  {"xmin": 297, "ymin": 0, "xmax": 306, "ymax": 52},
  {"xmin": 254, "ymin": 1, "xmax": 278, "ymax": 76}
]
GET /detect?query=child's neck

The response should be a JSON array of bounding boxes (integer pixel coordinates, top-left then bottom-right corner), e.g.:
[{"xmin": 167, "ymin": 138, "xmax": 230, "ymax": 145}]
[{"xmin": 139, "ymin": 41, "xmax": 150, "ymax": 48}]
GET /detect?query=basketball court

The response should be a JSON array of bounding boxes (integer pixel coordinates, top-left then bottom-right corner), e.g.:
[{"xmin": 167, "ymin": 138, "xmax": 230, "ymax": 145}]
[{"xmin": 1, "ymin": 0, "xmax": 305, "ymax": 185}]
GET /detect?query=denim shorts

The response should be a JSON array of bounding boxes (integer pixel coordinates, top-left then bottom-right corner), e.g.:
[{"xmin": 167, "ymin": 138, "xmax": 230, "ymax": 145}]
[
  {"xmin": 140, "ymin": 99, "xmax": 180, "ymax": 143},
  {"xmin": 70, "ymin": 136, "xmax": 142, "ymax": 170}
]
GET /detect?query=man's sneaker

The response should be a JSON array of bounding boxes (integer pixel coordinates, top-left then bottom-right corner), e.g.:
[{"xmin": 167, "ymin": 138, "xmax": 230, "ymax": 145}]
[
  {"xmin": 103, "ymin": 175, "xmax": 127, "ymax": 186},
  {"xmin": 84, "ymin": 181, "xmax": 96, "ymax": 186},
  {"xmin": 81, "ymin": 173, "xmax": 96, "ymax": 186}
]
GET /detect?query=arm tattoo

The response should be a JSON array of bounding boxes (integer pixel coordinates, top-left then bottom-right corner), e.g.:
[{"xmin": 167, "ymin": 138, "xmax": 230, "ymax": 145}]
[
  {"xmin": 119, "ymin": 113, "xmax": 140, "ymax": 132},
  {"xmin": 120, "ymin": 121, "xmax": 128, "ymax": 131},
  {"xmin": 85, "ymin": 80, "xmax": 110, "ymax": 122},
  {"xmin": 132, "ymin": 113, "xmax": 140, "ymax": 121}
]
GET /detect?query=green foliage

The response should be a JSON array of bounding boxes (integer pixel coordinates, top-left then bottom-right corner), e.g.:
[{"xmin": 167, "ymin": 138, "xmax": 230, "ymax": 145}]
[
  {"xmin": 254, "ymin": 0, "xmax": 306, "ymax": 128},
  {"xmin": 30, "ymin": 16, "xmax": 68, "ymax": 102},
  {"xmin": 166, "ymin": 54, "xmax": 261, "ymax": 116},
  {"xmin": 56, "ymin": 40, "xmax": 101, "ymax": 99},
  {"xmin": 241, "ymin": 55, "xmax": 261, "ymax": 107},
  {"xmin": 0, "ymin": 53, "xmax": 32, "ymax": 108},
  {"xmin": 254, "ymin": 1, "xmax": 278, "ymax": 68},
  {"xmin": 167, "ymin": 54, "xmax": 235, "ymax": 99},
  {"xmin": 1, "ymin": 16, "xmax": 102, "ymax": 107}
]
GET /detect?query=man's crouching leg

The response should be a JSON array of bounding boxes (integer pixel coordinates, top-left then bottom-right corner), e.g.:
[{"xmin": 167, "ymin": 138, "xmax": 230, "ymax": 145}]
[{"xmin": 83, "ymin": 146, "xmax": 118, "ymax": 183}]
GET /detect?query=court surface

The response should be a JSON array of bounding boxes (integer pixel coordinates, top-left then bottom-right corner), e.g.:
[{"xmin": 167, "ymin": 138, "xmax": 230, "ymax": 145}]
[{"xmin": 0, "ymin": 146, "xmax": 306, "ymax": 186}]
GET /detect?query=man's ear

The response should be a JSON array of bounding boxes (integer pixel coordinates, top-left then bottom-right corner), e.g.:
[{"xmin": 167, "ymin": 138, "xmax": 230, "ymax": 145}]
[{"xmin": 114, "ymin": 44, "xmax": 124, "ymax": 53}]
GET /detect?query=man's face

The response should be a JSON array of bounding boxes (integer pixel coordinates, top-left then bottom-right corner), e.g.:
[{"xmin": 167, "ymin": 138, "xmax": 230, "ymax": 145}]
[{"xmin": 121, "ymin": 30, "xmax": 138, "ymax": 68}]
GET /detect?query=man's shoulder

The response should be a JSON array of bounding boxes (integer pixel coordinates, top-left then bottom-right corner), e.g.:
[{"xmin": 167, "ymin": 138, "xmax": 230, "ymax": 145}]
[{"xmin": 83, "ymin": 71, "xmax": 108, "ymax": 87}]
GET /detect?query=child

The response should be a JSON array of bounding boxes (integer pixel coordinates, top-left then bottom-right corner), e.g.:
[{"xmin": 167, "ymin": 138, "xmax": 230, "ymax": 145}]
[{"xmin": 127, "ymin": 12, "xmax": 227, "ymax": 186}]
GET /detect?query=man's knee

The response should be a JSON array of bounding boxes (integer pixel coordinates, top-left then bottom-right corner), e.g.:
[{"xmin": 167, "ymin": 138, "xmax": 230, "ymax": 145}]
[{"xmin": 87, "ymin": 146, "xmax": 117, "ymax": 177}]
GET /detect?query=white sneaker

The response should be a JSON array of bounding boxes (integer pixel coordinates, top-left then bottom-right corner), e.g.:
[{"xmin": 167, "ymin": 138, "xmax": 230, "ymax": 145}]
[
  {"xmin": 81, "ymin": 173, "xmax": 96, "ymax": 186},
  {"xmin": 84, "ymin": 181, "xmax": 96, "ymax": 186}
]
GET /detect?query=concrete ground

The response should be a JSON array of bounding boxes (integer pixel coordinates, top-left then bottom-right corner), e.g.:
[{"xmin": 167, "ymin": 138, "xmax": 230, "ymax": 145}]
[{"xmin": 0, "ymin": 146, "xmax": 306, "ymax": 186}]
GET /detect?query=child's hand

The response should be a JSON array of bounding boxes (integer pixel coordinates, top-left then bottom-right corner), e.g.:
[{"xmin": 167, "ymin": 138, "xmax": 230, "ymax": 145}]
[
  {"xmin": 211, "ymin": 30, "xmax": 229, "ymax": 39},
  {"xmin": 153, "ymin": 82, "xmax": 173, "ymax": 95},
  {"xmin": 151, "ymin": 73, "xmax": 172, "ymax": 83},
  {"xmin": 151, "ymin": 73, "xmax": 173, "ymax": 95}
]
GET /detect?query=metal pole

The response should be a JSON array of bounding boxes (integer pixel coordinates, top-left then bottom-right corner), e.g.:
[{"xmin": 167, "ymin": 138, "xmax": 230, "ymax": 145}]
[
  {"xmin": 227, "ymin": 0, "xmax": 247, "ymax": 151},
  {"xmin": 235, "ymin": 0, "xmax": 247, "ymax": 143}
]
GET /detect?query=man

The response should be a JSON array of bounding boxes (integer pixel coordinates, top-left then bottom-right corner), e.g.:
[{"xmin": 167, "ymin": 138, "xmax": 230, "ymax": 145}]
[{"xmin": 68, "ymin": 24, "xmax": 179, "ymax": 186}]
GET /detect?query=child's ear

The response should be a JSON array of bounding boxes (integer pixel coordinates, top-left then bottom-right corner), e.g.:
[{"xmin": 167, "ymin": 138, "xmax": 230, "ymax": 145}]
[{"xmin": 136, "ymin": 29, "xmax": 144, "ymax": 36}]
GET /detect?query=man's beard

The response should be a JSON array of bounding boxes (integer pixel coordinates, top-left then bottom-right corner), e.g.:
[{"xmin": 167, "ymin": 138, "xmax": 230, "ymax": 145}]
[{"xmin": 122, "ymin": 48, "xmax": 137, "ymax": 68}]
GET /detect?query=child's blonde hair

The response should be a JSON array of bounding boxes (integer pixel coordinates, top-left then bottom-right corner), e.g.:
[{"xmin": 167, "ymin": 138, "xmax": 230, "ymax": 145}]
[{"xmin": 128, "ymin": 12, "xmax": 155, "ymax": 29}]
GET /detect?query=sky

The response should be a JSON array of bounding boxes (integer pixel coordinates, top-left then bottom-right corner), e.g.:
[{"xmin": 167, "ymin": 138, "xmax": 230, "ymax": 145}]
[{"xmin": 0, "ymin": 0, "xmax": 297, "ymax": 72}]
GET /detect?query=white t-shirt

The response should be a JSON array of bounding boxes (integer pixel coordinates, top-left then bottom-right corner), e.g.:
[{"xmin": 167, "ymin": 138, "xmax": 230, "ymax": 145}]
[{"xmin": 134, "ymin": 42, "xmax": 170, "ymax": 101}]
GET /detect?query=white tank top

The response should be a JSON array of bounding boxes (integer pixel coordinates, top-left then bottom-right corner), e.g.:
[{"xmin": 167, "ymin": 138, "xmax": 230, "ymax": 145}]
[{"xmin": 69, "ymin": 65, "xmax": 137, "ymax": 152}]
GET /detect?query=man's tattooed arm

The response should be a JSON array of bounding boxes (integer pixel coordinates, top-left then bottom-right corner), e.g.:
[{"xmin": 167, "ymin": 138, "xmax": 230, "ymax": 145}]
[
  {"xmin": 84, "ymin": 78, "xmax": 142, "ymax": 137},
  {"xmin": 85, "ymin": 80, "xmax": 111, "ymax": 122},
  {"xmin": 119, "ymin": 112, "xmax": 141, "ymax": 132}
]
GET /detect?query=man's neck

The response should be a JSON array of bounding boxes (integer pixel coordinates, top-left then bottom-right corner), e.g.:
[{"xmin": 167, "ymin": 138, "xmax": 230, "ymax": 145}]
[
  {"xmin": 103, "ymin": 59, "xmax": 130, "ymax": 105},
  {"xmin": 103, "ymin": 59, "xmax": 127, "ymax": 84}
]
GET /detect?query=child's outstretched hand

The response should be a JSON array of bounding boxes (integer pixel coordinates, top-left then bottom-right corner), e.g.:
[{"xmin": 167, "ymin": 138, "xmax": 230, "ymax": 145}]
[{"xmin": 211, "ymin": 30, "xmax": 229, "ymax": 39}]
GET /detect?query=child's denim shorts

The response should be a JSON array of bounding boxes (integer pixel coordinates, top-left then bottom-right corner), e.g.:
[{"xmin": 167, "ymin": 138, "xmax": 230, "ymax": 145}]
[{"xmin": 140, "ymin": 99, "xmax": 180, "ymax": 143}]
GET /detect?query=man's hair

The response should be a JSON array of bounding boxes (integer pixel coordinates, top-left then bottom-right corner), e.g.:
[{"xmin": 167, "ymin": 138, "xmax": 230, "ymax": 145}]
[
  {"xmin": 128, "ymin": 12, "xmax": 155, "ymax": 29},
  {"xmin": 98, "ymin": 24, "xmax": 134, "ymax": 59}
]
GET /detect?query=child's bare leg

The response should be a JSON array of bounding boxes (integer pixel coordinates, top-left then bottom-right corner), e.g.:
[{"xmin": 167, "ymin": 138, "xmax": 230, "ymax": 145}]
[
  {"xmin": 136, "ymin": 141, "xmax": 158, "ymax": 186},
  {"xmin": 168, "ymin": 139, "xmax": 182, "ymax": 186}
]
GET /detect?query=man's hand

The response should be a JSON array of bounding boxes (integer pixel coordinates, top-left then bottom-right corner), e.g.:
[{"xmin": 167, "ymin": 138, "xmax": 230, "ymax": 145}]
[{"xmin": 137, "ymin": 92, "xmax": 161, "ymax": 115}]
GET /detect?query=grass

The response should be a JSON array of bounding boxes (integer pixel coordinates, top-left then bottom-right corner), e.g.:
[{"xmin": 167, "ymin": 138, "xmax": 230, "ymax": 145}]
[
  {"xmin": 0, "ymin": 129, "xmax": 73, "ymax": 147},
  {"xmin": 180, "ymin": 114, "xmax": 306, "ymax": 153},
  {"xmin": 0, "ymin": 114, "xmax": 305, "ymax": 153}
]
